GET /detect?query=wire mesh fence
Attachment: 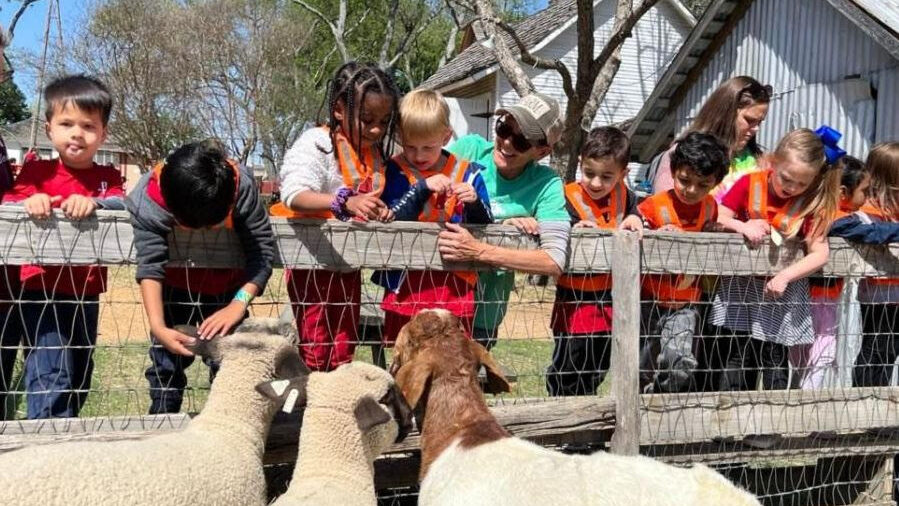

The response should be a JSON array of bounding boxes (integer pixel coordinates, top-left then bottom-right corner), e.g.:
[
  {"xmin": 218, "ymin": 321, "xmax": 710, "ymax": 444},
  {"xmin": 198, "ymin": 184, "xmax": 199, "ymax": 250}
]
[{"xmin": 0, "ymin": 208, "xmax": 897, "ymax": 505}]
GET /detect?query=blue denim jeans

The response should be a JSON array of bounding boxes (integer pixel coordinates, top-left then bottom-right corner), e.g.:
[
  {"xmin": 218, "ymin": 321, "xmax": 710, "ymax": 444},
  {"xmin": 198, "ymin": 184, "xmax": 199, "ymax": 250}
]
[{"xmin": 20, "ymin": 291, "xmax": 98, "ymax": 419}]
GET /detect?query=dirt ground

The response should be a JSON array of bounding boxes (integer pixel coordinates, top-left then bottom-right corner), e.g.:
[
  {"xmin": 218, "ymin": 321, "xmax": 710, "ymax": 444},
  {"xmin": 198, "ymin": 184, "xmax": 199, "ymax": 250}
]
[{"xmin": 95, "ymin": 267, "xmax": 555, "ymax": 344}]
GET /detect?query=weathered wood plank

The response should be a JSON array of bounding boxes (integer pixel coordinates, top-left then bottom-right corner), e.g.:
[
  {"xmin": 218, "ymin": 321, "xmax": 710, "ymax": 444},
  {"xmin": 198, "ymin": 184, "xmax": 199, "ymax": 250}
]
[
  {"xmin": 640, "ymin": 387, "xmax": 899, "ymax": 443},
  {"xmin": 611, "ymin": 231, "xmax": 641, "ymax": 455},
  {"xmin": 0, "ymin": 209, "xmax": 894, "ymax": 276}
]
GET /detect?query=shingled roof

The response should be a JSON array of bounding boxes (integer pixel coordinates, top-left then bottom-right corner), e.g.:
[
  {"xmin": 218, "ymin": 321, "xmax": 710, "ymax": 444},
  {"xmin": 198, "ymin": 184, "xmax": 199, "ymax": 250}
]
[
  {"xmin": 626, "ymin": 0, "xmax": 899, "ymax": 161},
  {"xmin": 422, "ymin": 0, "xmax": 579, "ymax": 91}
]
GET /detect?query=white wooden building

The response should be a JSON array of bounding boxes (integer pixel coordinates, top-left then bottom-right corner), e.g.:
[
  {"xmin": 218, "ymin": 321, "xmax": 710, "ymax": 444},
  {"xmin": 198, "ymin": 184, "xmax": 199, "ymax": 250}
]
[
  {"xmin": 421, "ymin": 0, "xmax": 696, "ymax": 141},
  {"xmin": 628, "ymin": 0, "xmax": 899, "ymax": 162}
]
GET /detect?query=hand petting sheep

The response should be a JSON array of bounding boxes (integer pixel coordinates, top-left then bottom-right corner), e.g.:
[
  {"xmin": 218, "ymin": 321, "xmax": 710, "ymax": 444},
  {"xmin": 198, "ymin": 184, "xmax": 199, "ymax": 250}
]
[
  {"xmin": 0, "ymin": 318, "xmax": 307, "ymax": 506},
  {"xmin": 257, "ymin": 361, "xmax": 413, "ymax": 506},
  {"xmin": 390, "ymin": 309, "xmax": 762, "ymax": 506}
]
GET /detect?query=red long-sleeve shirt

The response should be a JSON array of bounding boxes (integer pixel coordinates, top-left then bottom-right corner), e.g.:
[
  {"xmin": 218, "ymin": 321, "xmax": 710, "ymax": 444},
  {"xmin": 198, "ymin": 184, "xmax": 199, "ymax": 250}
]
[{"xmin": 3, "ymin": 159, "xmax": 125, "ymax": 296}]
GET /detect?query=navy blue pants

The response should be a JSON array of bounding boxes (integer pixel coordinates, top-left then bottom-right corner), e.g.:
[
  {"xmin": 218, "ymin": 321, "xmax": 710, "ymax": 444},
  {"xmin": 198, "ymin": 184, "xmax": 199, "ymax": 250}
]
[
  {"xmin": 145, "ymin": 286, "xmax": 231, "ymax": 414},
  {"xmin": 20, "ymin": 291, "xmax": 99, "ymax": 419}
]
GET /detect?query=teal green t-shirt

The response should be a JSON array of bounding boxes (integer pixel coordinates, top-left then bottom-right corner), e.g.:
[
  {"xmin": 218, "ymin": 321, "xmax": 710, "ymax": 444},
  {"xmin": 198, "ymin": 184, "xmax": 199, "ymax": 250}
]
[{"xmin": 448, "ymin": 134, "xmax": 568, "ymax": 331}]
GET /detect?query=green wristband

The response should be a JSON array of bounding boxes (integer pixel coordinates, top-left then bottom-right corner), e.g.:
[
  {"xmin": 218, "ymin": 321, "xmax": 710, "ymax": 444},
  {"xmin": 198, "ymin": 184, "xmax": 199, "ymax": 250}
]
[{"xmin": 233, "ymin": 288, "xmax": 254, "ymax": 305}]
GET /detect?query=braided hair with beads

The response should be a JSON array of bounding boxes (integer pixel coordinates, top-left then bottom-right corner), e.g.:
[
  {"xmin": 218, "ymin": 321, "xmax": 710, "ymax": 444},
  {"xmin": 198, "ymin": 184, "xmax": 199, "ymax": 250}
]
[{"xmin": 319, "ymin": 61, "xmax": 400, "ymax": 170}]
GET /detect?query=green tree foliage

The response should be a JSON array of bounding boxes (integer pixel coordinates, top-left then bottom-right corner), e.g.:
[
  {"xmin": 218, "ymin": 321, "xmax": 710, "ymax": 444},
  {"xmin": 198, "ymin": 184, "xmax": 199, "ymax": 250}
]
[{"xmin": 0, "ymin": 79, "xmax": 30, "ymax": 125}]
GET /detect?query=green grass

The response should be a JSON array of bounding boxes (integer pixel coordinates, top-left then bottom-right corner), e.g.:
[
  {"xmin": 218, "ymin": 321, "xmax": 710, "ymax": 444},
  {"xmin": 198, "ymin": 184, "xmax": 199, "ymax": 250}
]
[{"xmin": 4, "ymin": 336, "xmax": 610, "ymax": 419}]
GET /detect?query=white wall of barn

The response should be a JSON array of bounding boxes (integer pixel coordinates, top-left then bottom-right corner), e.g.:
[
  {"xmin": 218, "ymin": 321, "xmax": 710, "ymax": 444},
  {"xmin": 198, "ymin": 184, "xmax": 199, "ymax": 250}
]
[
  {"xmin": 674, "ymin": 0, "xmax": 899, "ymax": 158},
  {"xmin": 491, "ymin": 0, "xmax": 694, "ymax": 138}
]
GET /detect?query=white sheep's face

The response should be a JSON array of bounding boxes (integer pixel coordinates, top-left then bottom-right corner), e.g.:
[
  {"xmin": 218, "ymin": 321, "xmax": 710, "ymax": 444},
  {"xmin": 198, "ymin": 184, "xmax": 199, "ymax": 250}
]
[{"xmin": 314, "ymin": 362, "xmax": 414, "ymax": 451}]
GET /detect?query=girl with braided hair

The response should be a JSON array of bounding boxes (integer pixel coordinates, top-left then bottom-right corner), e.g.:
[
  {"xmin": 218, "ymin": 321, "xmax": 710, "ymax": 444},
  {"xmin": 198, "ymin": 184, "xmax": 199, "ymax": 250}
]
[{"xmin": 274, "ymin": 62, "xmax": 400, "ymax": 371}]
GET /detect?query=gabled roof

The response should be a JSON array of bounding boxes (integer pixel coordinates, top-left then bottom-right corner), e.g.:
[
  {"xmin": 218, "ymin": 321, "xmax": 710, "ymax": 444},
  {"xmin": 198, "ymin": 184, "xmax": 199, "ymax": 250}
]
[
  {"xmin": 421, "ymin": 0, "xmax": 696, "ymax": 92},
  {"xmin": 627, "ymin": 0, "xmax": 899, "ymax": 161}
]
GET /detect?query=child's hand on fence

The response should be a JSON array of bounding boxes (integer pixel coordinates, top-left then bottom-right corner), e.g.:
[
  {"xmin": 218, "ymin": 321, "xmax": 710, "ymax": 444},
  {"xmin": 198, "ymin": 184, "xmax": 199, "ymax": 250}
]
[
  {"xmin": 155, "ymin": 326, "xmax": 197, "ymax": 356},
  {"xmin": 23, "ymin": 193, "xmax": 62, "ymax": 219},
  {"xmin": 425, "ymin": 174, "xmax": 452, "ymax": 195},
  {"xmin": 573, "ymin": 220, "xmax": 597, "ymax": 228},
  {"xmin": 619, "ymin": 215, "xmax": 644, "ymax": 237},
  {"xmin": 503, "ymin": 217, "xmax": 539, "ymax": 235},
  {"xmin": 764, "ymin": 273, "xmax": 789, "ymax": 299},
  {"xmin": 197, "ymin": 301, "xmax": 246, "ymax": 340},
  {"xmin": 346, "ymin": 193, "xmax": 385, "ymax": 221},
  {"xmin": 658, "ymin": 224, "xmax": 680, "ymax": 232},
  {"xmin": 60, "ymin": 194, "xmax": 98, "ymax": 220},
  {"xmin": 451, "ymin": 182, "xmax": 476, "ymax": 204},
  {"xmin": 377, "ymin": 207, "xmax": 395, "ymax": 223},
  {"xmin": 740, "ymin": 219, "xmax": 770, "ymax": 247}
]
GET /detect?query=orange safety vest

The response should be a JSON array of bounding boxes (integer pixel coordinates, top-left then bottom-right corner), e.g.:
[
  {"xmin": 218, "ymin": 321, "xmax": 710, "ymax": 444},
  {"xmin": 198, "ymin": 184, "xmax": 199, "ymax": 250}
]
[
  {"xmin": 747, "ymin": 169, "xmax": 807, "ymax": 236},
  {"xmin": 556, "ymin": 182, "xmax": 626, "ymax": 292},
  {"xmin": 149, "ymin": 160, "xmax": 240, "ymax": 228},
  {"xmin": 394, "ymin": 153, "xmax": 476, "ymax": 286},
  {"xmin": 393, "ymin": 153, "xmax": 469, "ymax": 223},
  {"xmin": 639, "ymin": 191, "xmax": 716, "ymax": 303},
  {"xmin": 270, "ymin": 128, "xmax": 385, "ymax": 218}
]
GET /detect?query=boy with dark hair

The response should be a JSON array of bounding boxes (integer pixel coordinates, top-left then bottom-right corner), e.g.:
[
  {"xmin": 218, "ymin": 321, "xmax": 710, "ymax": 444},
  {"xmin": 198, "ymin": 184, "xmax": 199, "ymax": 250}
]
[
  {"xmin": 2, "ymin": 74, "xmax": 124, "ymax": 418},
  {"xmin": 127, "ymin": 139, "xmax": 274, "ymax": 414},
  {"xmin": 546, "ymin": 126, "xmax": 642, "ymax": 396},
  {"xmin": 637, "ymin": 131, "xmax": 729, "ymax": 393}
]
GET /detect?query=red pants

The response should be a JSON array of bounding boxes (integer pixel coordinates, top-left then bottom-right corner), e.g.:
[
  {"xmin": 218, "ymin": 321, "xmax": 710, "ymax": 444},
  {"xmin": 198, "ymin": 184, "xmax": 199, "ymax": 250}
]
[{"xmin": 287, "ymin": 269, "xmax": 360, "ymax": 371}]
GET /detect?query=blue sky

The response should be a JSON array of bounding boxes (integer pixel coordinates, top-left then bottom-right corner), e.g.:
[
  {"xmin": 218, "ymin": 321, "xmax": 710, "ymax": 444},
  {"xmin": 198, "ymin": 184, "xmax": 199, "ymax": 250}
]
[{"xmin": 1, "ymin": 0, "xmax": 87, "ymax": 102}]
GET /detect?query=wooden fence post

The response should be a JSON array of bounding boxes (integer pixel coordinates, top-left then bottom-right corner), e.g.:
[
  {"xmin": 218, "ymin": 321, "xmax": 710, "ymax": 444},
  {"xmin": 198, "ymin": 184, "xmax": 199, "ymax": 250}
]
[{"xmin": 611, "ymin": 230, "xmax": 641, "ymax": 455}]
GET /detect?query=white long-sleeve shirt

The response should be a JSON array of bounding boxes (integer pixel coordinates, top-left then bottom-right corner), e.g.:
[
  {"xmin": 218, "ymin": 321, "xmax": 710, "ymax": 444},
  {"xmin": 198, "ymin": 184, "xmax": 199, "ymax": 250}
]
[{"xmin": 279, "ymin": 127, "xmax": 343, "ymax": 206}]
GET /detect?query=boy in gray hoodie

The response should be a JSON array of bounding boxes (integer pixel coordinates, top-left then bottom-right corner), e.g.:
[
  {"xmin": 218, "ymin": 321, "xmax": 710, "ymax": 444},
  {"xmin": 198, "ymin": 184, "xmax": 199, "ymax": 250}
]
[{"xmin": 126, "ymin": 140, "xmax": 274, "ymax": 413}]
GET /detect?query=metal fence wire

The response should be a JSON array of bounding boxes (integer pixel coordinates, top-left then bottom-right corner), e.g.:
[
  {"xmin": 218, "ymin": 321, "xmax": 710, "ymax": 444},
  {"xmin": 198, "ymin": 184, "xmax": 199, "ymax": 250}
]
[{"xmin": 0, "ymin": 209, "xmax": 897, "ymax": 505}]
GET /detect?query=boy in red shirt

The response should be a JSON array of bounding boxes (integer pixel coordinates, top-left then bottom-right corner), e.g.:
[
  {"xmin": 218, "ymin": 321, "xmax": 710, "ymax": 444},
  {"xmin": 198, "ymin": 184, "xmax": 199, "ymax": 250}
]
[
  {"xmin": 546, "ymin": 127, "xmax": 642, "ymax": 396},
  {"xmin": 637, "ymin": 132, "xmax": 728, "ymax": 393},
  {"xmin": 2, "ymin": 75, "xmax": 124, "ymax": 418}
]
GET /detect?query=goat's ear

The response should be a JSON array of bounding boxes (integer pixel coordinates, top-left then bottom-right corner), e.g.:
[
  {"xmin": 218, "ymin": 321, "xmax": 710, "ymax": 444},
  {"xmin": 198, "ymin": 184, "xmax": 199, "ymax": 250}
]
[
  {"xmin": 394, "ymin": 358, "xmax": 434, "ymax": 409},
  {"xmin": 255, "ymin": 376, "xmax": 309, "ymax": 413},
  {"xmin": 275, "ymin": 350, "xmax": 310, "ymax": 379},
  {"xmin": 355, "ymin": 397, "xmax": 392, "ymax": 432},
  {"xmin": 469, "ymin": 340, "xmax": 511, "ymax": 395}
]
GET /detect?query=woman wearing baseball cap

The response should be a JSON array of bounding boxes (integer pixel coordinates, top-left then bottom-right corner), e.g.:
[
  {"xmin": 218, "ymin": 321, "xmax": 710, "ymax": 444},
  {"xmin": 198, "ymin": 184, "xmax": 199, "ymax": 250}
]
[{"xmin": 437, "ymin": 92, "xmax": 570, "ymax": 349}]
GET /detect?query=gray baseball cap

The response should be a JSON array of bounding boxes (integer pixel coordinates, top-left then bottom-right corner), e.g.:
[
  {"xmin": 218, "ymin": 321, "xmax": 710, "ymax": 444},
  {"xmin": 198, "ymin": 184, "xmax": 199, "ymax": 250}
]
[{"xmin": 496, "ymin": 92, "xmax": 563, "ymax": 146}]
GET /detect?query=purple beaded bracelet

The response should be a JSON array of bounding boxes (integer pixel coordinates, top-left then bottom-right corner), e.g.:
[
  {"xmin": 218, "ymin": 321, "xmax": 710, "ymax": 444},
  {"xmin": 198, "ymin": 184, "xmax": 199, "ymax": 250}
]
[{"xmin": 330, "ymin": 187, "xmax": 356, "ymax": 221}]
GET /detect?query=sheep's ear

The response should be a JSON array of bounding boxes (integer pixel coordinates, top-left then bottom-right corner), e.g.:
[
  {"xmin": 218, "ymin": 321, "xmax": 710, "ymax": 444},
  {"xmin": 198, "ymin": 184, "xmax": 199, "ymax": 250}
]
[
  {"xmin": 355, "ymin": 397, "xmax": 392, "ymax": 432},
  {"xmin": 468, "ymin": 340, "xmax": 511, "ymax": 395},
  {"xmin": 177, "ymin": 326, "xmax": 212, "ymax": 357},
  {"xmin": 394, "ymin": 358, "xmax": 434, "ymax": 409},
  {"xmin": 276, "ymin": 351, "xmax": 310, "ymax": 379},
  {"xmin": 255, "ymin": 376, "xmax": 309, "ymax": 413}
]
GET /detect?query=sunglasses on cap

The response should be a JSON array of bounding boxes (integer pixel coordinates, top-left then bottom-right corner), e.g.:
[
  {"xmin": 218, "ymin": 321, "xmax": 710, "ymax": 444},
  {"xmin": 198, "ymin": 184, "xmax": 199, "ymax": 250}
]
[
  {"xmin": 739, "ymin": 82, "xmax": 773, "ymax": 101},
  {"xmin": 495, "ymin": 117, "xmax": 544, "ymax": 153}
]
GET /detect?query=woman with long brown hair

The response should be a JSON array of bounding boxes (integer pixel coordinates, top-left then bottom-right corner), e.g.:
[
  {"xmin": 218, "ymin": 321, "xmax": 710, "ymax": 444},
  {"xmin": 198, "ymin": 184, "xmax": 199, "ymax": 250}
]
[{"xmin": 652, "ymin": 76, "xmax": 773, "ymax": 200}]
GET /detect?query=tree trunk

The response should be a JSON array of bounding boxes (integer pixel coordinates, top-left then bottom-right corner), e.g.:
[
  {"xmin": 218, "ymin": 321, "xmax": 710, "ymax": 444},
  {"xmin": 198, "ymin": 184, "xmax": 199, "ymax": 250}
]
[{"xmin": 474, "ymin": 0, "xmax": 534, "ymax": 96}]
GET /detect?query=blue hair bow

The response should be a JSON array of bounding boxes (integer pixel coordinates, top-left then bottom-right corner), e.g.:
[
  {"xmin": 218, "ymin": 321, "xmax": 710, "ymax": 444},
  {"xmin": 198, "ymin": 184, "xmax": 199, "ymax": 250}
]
[{"xmin": 814, "ymin": 125, "xmax": 846, "ymax": 164}]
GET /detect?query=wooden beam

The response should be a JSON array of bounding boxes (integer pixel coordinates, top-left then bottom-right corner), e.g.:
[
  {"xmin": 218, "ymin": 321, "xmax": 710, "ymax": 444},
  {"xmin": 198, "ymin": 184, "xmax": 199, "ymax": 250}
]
[
  {"xmin": 611, "ymin": 231, "xmax": 641, "ymax": 455},
  {"xmin": 640, "ymin": 387, "xmax": 899, "ymax": 444},
  {"xmin": 0, "ymin": 209, "xmax": 895, "ymax": 276}
]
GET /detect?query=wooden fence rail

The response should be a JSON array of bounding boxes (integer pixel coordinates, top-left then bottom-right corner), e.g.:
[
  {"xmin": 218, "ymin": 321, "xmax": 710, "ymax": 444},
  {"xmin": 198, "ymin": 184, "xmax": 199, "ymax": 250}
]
[{"xmin": 0, "ymin": 210, "xmax": 898, "ymax": 503}]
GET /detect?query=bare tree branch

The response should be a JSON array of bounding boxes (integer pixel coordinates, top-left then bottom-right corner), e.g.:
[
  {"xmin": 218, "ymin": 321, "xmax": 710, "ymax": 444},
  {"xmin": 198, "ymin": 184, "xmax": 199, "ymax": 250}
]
[
  {"xmin": 7, "ymin": 0, "xmax": 41, "ymax": 40},
  {"xmin": 379, "ymin": 0, "xmax": 399, "ymax": 66},
  {"xmin": 494, "ymin": 20, "xmax": 574, "ymax": 99},
  {"xmin": 293, "ymin": 0, "xmax": 349, "ymax": 62},
  {"xmin": 473, "ymin": 0, "xmax": 533, "ymax": 95},
  {"xmin": 387, "ymin": 4, "xmax": 444, "ymax": 68},
  {"xmin": 590, "ymin": 0, "xmax": 660, "ymax": 73}
]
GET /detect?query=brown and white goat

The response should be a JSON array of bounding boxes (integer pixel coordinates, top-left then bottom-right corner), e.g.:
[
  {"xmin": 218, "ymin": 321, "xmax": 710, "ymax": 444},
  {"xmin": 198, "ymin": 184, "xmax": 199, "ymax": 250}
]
[{"xmin": 390, "ymin": 309, "xmax": 761, "ymax": 506}]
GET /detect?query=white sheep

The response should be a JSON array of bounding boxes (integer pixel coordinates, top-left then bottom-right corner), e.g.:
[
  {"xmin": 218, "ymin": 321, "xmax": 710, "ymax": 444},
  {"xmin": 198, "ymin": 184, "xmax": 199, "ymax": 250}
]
[
  {"xmin": 0, "ymin": 318, "xmax": 307, "ymax": 506},
  {"xmin": 257, "ymin": 361, "xmax": 413, "ymax": 506},
  {"xmin": 391, "ymin": 309, "xmax": 762, "ymax": 506}
]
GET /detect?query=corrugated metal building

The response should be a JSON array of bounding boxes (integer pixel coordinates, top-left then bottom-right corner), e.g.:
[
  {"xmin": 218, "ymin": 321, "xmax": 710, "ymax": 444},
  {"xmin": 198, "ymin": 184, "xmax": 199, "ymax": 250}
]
[
  {"xmin": 420, "ymin": 0, "xmax": 696, "ymax": 142},
  {"xmin": 628, "ymin": 0, "xmax": 899, "ymax": 162}
]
